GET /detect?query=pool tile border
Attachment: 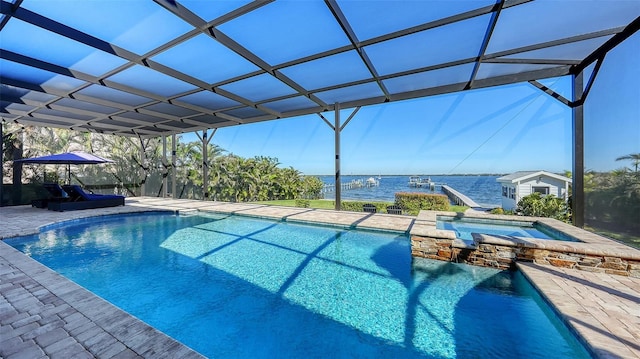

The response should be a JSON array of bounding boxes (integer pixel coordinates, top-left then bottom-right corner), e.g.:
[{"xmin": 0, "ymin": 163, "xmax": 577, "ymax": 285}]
[{"xmin": 196, "ymin": 208, "xmax": 413, "ymax": 235}]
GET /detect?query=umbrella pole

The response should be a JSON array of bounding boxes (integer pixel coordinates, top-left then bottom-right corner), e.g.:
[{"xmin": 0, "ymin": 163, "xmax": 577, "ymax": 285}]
[{"xmin": 67, "ymin": 164, "xmax": 71, "ymax": 185}]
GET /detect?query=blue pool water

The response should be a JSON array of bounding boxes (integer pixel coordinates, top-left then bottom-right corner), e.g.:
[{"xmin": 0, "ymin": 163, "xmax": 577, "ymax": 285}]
[
  {"xmin": 437, "ymin": 218, "xmax": 579, "ymax": 242},
  {"xmin": 6, "ymin": 213, "xmax": 589, "ymax": 358}
]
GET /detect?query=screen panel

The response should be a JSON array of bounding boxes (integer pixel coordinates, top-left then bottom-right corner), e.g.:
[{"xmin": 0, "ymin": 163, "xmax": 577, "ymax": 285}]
[
  {"xmin": 217, "ymin": 1, "xmax": 350, "ymax": 65},
  {"xmin": 364, "ymin": 14, "xmax": 491, "ymax": 76}
]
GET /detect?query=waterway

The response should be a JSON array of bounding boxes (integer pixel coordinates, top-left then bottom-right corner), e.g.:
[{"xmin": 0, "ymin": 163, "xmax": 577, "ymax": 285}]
[{"xmin": 318, "ymin": 175, "xmax": 501, "ymax": 207}]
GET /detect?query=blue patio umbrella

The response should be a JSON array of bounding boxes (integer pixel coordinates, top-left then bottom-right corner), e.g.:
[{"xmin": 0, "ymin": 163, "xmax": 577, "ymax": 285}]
[{"xmin": 14, "ymin": 151, "xmax": 114, "ymax": 184}]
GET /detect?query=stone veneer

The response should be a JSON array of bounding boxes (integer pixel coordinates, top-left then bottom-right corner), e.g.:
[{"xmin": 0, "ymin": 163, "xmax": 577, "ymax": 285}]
[{"xmin": 410, "ymin": 211, "xmax": 640, "ymax": 278}]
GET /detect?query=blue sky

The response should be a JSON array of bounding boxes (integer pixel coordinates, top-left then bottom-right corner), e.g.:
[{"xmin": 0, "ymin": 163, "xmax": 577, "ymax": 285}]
[
  {"xmin": 183, "ymin": 34, "xmax": 640, "ymax": 175},
  {"xmin": 194, "ymin": 81, "xmax": 572, "ymax": 175},
  {"xmin": 188, "ymin": 33, "xmax": 638, "ymax": 176},
  {"xmin": 584, "ymin": 31, "xmax": 640, "ymax": 173},
  {"xmin": 3, "ymin": 1, "xmax": 640, "ymax": 175}
]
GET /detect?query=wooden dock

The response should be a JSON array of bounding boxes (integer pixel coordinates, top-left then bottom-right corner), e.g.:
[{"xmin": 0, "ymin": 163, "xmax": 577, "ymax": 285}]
[
  {"xmin": 441, "ymin": 185, "xmax": 480, "ymax": 207},
  {"xmin": 321, "ymin": 178, "xmax": 379, "ymax": 194}
]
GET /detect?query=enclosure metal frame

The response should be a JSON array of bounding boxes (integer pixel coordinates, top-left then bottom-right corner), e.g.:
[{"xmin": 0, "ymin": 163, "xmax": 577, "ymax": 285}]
[{"xmin": 2, "ymin": 1, "xmax": 635, "ymax": 137}]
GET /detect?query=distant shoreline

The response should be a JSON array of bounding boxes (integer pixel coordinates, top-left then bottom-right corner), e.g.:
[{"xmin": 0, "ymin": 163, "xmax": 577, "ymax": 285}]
[
  {"xmin": 307, "ymin": 174, "xmax": 507, "ymax": 177},
  {"xmin": 316, "ymin": 174, "xmax": 502, "ymax": 206}
]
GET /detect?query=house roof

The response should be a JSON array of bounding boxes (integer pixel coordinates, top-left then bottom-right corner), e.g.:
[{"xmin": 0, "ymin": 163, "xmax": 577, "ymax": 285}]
[
  {"xmin": 497, "ymin": 170, "xmax": 571, "ymax": 183},
  {"xmin": 1, "ymin": 1, "xmax": 639, "ymax": 138}
]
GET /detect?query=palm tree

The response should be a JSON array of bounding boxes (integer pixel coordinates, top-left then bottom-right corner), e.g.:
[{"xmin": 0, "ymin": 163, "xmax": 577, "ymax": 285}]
[
  {"xmin": 94, "ymin": 134, "xmax": 149, "ymax": 196},
  {"xmin": 175, "ymin": 140, "xmax": 205, "ymax": 199},
  {"xmin": 277, "ymin": 167, "xmax": 302, "ymax": 200},
  {"xmin": 616, "ymin": 153, "xmax": 640, "ymax": 172}
]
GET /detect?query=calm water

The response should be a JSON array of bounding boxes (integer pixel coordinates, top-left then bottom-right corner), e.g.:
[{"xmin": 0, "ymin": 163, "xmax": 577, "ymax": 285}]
[
  {"xmin": 320, "ymin": 175, "xmax": 501, "ymax": 207},
  {"xmin": 436, "ymin": 218, "xmax": 580, "ymax": 242},
  {"xmin": 7, "ymin": 213, "xmax": 589, "ymax": 358},
  {"xmin": 438, "ymin": 220, "xmax": 551, "ymax": 241}
]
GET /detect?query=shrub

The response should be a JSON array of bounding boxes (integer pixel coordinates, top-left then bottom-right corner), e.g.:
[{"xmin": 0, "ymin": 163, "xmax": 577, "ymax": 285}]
[
  {"xmin": 295, "ymin": 199, "xmax": 310, "ymax": 208},
  {"xmin": 300, "ymin": 176, "xmax": 324, "ymax": 200},
  {"xmin": 338, "ymin": 201, "xmax": 389, "ymax": 213},
  {"xmin": 516, "ymin": 192, "xmax": 571, "ymax": 222},
  {"xmin": 394, "ymin": 192, "xmax": 450, "ymax": 215},
  {"xmin": 490, "ymin": 207, "xmax": 505, "ymax": 215}
]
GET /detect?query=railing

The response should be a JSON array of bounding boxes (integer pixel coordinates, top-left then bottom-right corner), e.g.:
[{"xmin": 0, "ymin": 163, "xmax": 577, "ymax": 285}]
[{"xmin": 322, "ymin": 180, "xmax": 360, "ymax": 194}]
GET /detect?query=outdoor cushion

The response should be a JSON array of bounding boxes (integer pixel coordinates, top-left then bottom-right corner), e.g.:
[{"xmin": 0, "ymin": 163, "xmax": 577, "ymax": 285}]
[{"xmin": 62, "ymin": 185, "xmax": 124, "ymax": 201}]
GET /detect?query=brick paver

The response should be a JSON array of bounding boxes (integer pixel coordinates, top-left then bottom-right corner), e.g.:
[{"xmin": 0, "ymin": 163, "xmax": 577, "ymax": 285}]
[
  {"xmin": 1, "ymin": 198, "xmax": 639, "ymax": 358},
  {"xmin": 519, "ymin": 262, "xmax": 640, "ymax": 359},
  {"xmin": 0, "ymin": 201, "xmax": 205, "ymax": 358}
]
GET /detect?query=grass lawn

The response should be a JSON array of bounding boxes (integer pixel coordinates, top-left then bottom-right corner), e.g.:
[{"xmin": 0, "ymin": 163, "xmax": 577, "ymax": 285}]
[{"xmin": 253, "ymin": 199, "xmax": 469, "ymax": 214}]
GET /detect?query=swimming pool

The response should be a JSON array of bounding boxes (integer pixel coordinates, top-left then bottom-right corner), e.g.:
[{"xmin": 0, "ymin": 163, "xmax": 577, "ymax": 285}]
[
  {"xmin": 6, "ymin": 212, "xmax": 590, "ymax": 358},
  {"xmin": 436, "ymin": 216, "xmax": 579, "ymax": 242}
]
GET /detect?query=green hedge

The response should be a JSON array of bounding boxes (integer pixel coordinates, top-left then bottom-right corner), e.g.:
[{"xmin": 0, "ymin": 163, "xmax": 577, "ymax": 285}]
[
  {"xmin": 331, "ymin": 194, "xmax": 450, "ymax": 215},
  {"xmin": 337, "ymin": 201, "xmax": 392, "ymax": 213},
  {"xmin": 394, "ymin": 192, "xmax": 450, "ymax": 215}
]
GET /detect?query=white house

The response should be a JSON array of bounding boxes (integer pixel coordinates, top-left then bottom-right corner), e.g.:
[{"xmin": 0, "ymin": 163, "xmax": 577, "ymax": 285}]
[{"xmin": 496, "ymin": 171, "xmax": 571, "ymax": 211}]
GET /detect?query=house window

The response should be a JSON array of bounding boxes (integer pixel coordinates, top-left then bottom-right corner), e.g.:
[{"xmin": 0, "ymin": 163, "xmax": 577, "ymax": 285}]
[
  {"xmin": 533, "ymin": 186, "xmax": 549, "ymax": 195},
  {"xmin": 509, "ymin": 187, "xmax": 515, "ymax": 199},
  {"xmin": 502, "ymin": 186, "xmax": 508, "ymax": 197}
]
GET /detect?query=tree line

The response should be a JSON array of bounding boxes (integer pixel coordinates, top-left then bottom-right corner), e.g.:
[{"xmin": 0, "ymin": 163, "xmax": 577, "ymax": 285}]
[
  {"xmin": 1, "ymin": 125, "xmax": 323, "ymax": 203},
  {"xmin": 584, "ymin": 155, "xmax": 640, "ymax": 237}
]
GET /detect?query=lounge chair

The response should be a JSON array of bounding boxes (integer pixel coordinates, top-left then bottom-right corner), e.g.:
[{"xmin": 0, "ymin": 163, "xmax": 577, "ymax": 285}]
[
  {"xmin": 44, "ymin": 183, "xmax": 69, "ymax": 197},
  {"xmin": 32, "ymin": 183, "xmax": 70, "ymax": 208},
  {"xmin": 363, "ymin": 203, "xmax": 377, "ymax": 213},
  {"xmin": 47, "ymin": 185, "xmax": 125, "ymax": 212},
  {"xmin": 386, "ymin": 205, "xmax": 403, "ymax": 215}
]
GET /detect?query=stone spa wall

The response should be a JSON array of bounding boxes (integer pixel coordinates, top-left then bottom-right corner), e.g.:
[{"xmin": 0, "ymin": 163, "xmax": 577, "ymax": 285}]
[{"xmin": 410, "ymin": 211, "xmax": 640, "ymax": 278}]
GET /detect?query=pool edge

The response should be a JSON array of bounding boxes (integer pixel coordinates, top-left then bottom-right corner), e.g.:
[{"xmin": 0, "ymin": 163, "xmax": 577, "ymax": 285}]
[
  {"xmin": 0, "ymin": 239, "xmax": 206, "ymax": 358},
  {"xmin": 516, "ymin": 262, "xmax": 598, "ymax": 358},
  {"xmin": 1, "ymin": 199, "xmax": 638, "ymax": 359}
]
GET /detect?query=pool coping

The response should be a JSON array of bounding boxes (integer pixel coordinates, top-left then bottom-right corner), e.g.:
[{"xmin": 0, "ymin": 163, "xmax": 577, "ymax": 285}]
[
  {"xmin": 518, "ymin": 262, "xmax": 640, "ymax": 359},
  {"xmin": 413, "ymin": 211, "xmax": 640, "ymax": 258},
  {"xmin": 0, "ymin": 239, "xmax": 205, "ymax": 359},
  {"xmin": 410, "ymin": 211, "xmax": 640, "ymax": 274},
  {"xmin": 1, "ymin": 197, "xmax": 639, "ymax": 358}
]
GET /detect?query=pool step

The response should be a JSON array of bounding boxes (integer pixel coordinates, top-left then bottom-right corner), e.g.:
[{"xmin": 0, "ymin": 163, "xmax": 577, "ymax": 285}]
[{"xmin": 178, "ymin": 209, "xmax": 199, "ymax": 216}]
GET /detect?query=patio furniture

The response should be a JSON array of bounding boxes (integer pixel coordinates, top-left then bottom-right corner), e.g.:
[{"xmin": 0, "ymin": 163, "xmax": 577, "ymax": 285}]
[
  {"xmin": 15, "ymin": 152, "xmax": 114, "ymax": 185},
  {"xmin": 363, "ymin": 203, "xmax": 377, "ymax": 213},
  {"xmin": 386, "ymin": 205, "xmax": 403, "ymax": 215},
  {"xmin": 31, "ymin": 183, "xmax": 70, "ymax": 209},
  {"xmin": 47, "ymin": 185, "xmax": 125, "ymax": 212}
]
